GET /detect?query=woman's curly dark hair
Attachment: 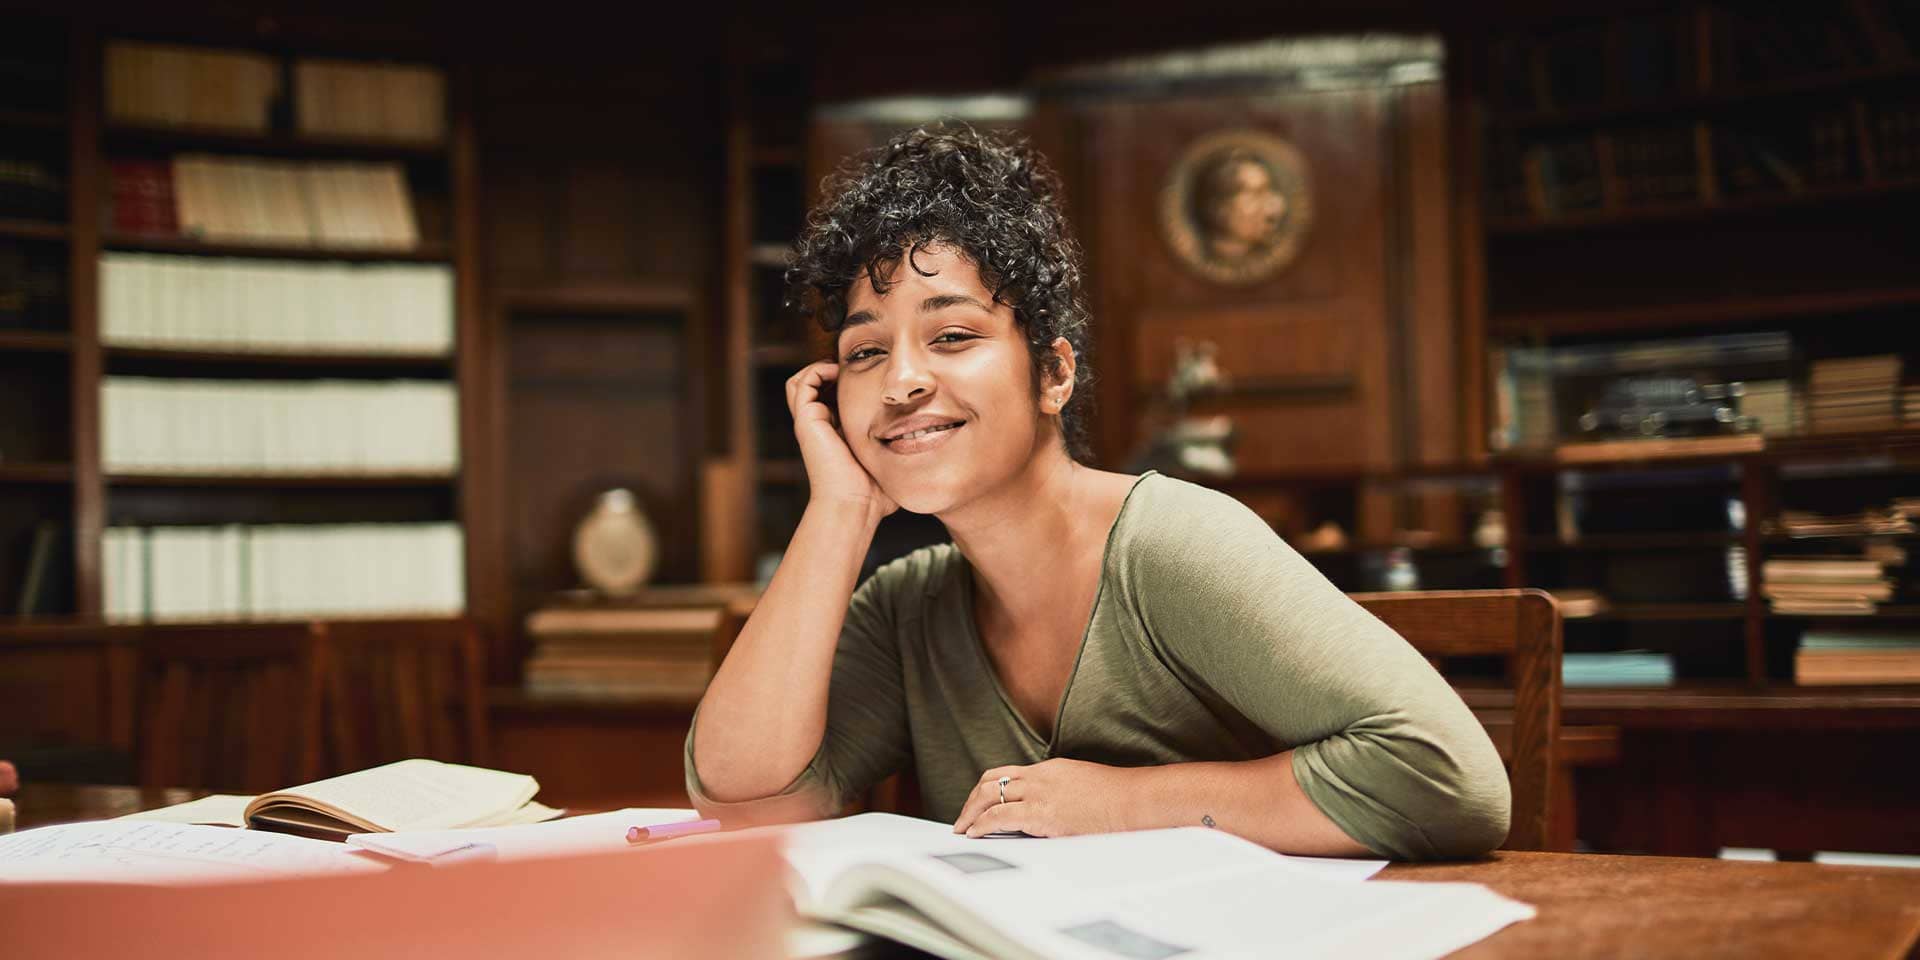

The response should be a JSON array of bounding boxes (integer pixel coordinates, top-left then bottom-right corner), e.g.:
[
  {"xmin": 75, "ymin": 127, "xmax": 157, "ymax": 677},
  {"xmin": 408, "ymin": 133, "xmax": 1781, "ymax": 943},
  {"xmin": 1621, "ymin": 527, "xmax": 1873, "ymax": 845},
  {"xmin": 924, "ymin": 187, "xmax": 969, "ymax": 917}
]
[{"xmin": 785, "ymin": 122, "xmax": 1095, "ymax": 463}]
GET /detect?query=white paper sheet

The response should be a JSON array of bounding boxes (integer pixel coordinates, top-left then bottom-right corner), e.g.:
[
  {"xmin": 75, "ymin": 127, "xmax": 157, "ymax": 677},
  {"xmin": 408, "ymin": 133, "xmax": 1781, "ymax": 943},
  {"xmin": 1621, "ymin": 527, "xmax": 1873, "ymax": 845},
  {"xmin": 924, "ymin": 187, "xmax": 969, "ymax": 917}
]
[
  {"xmin": 117, "ymin": 794, "xmax": 256, "ymax": 828},
  {"xmin": 0, "ymin": 820, "xmax": 386, "ymax": 885},
  {"xmin": 346, "ymin": 807, "xmax": 698, "ymax": 863}
]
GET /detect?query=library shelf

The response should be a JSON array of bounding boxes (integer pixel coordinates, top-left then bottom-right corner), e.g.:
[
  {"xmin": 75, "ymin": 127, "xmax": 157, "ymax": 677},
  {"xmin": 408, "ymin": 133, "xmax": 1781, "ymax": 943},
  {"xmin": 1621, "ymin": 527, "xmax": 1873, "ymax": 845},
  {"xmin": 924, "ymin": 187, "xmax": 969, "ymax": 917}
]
[
  {"xmin": 1522, "ymin": 532, "xmax": 1741, "ymax": 551},
  {"xmin": 1768, "ymin": 605, "xmax": 1920, "ymax": 621},
  {"xmin": 0, "ymin": 330, "xmax": 73, "ymax": 353},
  {"xmin": 1298, "ymin": 541, "xmax": 1498, "ymax": 558},
  {"xmin": 1494, "ymin": 63, "xmax": 1920, "ymax": 131},
  {"xmin": 0, "ymin": 218, "xmax": 69, "ymax": 242},
  {"xmin": 1485, "ymin": 176, "xmax": 1920, "ymax": 236},
  {"xmin": 1456, "ymin": 682, "xmax": 1920, "ymax": 730},
  {"xmin": 1489, "ymin": 287, "xmax": 1920, "ymax": 338},
  {"xmin": 1578, "ymin": 603, "xmax": 1749, "ymax": 622},
  {"xmin": 1493, "ymin": 429, "xmax": 1920, "ymax": 474},
  {"xmin": 103, "ymin": 123, "xmax": 445, "ymax": 162},
  {"xmin": 102, "ymin": 233, "xmax": 453, "ymax": 264},
  {"xmin": 0, "ymin": 463, "xmax": 75, "ymax": 485},
  {"xmin": 103, "ymin": 345, "xmax": 453, "ymax": 374},
  {"xmin": 1208, "ymin": 463, "xmax": 1501, "ymax": 491},
  {"xmin": 105, "ymin": 472, "xmax": 457, "ymax": 489}
]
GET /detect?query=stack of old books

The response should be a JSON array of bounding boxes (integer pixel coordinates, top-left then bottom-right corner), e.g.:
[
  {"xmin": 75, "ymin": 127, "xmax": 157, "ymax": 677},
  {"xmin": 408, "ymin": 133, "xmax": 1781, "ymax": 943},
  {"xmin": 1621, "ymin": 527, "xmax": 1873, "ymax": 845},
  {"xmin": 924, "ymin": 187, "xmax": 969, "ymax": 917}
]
[
  {"xmin": 1762, "ymin": 550, "xmax": 1900, "ymax": 615},
  {"xmin": 1795, "ymin": 629, "xmax": 1920, "ymax": 685},
  {"xmin": 1771, "ymin": 507, "xmax": 1915, "ymax": 539},
  {"xmin": 1808, "ymin": 355, "xmax": 1902, "ymax": 433},
  {"xmin": 522, "ymin": 586, "xmax": 758, "ymax": 701}
]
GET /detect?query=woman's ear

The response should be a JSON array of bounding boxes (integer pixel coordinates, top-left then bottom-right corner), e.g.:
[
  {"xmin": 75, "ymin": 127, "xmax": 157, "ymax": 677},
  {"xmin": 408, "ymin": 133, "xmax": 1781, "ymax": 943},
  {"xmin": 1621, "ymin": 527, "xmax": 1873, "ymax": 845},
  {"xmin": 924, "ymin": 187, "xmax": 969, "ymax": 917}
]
[{"xmin": 1045, "ymin": 337, "xmax": 1076, "ymax": 412}]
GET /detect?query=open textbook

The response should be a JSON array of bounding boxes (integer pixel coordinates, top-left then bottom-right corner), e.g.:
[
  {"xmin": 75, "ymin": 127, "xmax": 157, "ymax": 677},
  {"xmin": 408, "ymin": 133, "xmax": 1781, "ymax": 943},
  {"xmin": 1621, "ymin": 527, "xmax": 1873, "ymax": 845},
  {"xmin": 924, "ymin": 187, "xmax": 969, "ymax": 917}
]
[
  {"xmin": 117, "ymin": 759, "xmax": 561, "ymax": 839},
  {"xmin": 774, "ymin": 814, "xmax": 1534, "ymax": 960}
]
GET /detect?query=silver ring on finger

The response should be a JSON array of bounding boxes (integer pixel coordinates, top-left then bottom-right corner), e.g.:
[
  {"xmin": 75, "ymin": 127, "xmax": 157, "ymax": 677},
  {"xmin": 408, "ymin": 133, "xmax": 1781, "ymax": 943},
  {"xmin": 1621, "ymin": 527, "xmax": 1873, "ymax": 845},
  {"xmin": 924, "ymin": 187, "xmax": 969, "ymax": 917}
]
[{"xmin": 997, "ymin": 775, "xmax": 1011, "ymax": 805}]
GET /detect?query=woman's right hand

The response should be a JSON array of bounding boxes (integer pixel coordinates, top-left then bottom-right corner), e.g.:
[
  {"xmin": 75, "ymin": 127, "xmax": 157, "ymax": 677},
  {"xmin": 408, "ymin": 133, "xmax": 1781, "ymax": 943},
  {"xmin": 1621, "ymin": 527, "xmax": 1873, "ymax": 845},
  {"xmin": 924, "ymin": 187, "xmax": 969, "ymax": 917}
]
[{"xmin": 786, "ymin": 361, "xmax": 898, "ymax": 520}]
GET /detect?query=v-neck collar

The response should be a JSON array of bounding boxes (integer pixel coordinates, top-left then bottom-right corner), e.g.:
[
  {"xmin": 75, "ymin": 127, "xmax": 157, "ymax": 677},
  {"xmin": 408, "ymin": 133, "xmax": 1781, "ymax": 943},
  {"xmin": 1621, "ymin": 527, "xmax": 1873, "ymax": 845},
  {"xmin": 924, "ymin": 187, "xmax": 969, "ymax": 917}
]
[{"xmin": 951, "ymin": 470, "xmax": 1158, "ymax": 754}]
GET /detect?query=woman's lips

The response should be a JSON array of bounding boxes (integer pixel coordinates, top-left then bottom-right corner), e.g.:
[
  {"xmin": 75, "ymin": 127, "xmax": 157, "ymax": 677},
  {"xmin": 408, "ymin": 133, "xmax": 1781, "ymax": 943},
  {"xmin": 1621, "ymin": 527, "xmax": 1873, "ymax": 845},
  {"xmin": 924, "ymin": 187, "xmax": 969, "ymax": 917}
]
[{"xmin": 881, "ymin": 421, "xmax": 964, "ymax": 455}]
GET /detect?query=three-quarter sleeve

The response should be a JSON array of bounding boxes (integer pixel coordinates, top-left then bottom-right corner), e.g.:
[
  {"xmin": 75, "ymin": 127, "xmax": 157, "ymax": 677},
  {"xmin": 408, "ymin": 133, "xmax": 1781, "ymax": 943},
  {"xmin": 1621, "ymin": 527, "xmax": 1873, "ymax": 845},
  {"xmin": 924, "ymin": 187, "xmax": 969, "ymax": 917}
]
[
  {"xmin": 683, "ymin": 561, "xmax": 914, "ymax": 823},
  {"xmin": 1123, "ymin": 484, "xmax": 1511, "ymax": 860}
]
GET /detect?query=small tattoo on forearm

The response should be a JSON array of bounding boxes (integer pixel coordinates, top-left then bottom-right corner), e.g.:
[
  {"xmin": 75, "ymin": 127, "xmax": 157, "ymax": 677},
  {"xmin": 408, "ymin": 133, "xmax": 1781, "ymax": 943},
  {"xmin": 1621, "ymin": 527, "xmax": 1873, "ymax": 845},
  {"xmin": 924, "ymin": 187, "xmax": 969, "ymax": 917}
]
[{"xmin": 1201, "ymin": 814, "xmax": 1216, "ymax": 828}]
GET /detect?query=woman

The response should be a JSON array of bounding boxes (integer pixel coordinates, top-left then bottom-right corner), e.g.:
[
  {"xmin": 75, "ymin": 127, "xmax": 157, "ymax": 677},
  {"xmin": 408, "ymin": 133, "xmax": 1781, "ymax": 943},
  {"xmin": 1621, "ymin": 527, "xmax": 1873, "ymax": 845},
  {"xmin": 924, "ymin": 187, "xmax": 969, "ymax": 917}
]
[{"xmin": 686, "ymin": 124, "xmax": 1508, "ymax": 860}]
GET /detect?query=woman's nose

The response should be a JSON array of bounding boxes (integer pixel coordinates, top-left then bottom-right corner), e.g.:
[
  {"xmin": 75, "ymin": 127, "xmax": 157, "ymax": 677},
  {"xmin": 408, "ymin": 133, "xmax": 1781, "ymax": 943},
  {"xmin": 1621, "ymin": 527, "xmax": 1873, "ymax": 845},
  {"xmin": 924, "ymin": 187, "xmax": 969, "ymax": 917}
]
[{"xmin": 882, "ymin": 352, "xmax": 935, "ymax": 405}]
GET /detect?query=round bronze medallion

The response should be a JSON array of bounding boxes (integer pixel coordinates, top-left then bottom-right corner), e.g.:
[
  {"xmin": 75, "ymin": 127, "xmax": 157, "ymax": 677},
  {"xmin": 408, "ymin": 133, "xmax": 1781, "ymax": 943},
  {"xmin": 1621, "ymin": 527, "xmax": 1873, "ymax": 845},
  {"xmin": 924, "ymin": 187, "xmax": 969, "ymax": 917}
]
[{"xmin": 1159, "ymin": 129, "xmax": 1313, "ymax": 285}]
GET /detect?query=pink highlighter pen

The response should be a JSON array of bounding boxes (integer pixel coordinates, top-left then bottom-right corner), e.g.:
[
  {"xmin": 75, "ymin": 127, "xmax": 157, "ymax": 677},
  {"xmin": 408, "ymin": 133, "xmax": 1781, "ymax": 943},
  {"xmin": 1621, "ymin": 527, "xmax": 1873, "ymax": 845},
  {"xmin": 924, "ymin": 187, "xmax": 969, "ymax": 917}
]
[{"xmin": 626, "ymin": 818, "xmax": 723, "ymax": 845}]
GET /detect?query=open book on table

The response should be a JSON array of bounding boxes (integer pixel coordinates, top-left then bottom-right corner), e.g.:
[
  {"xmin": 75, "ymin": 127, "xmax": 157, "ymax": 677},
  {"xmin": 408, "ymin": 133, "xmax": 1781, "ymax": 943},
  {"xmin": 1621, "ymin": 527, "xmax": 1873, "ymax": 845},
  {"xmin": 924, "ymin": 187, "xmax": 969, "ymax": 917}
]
[
  {"xmin": 120, "ymin": 759, "xmax": 561, "ymax": 840},
  {"xmin": 775, "ymin": 814, "xmax": 1534, "ymax": 960}
]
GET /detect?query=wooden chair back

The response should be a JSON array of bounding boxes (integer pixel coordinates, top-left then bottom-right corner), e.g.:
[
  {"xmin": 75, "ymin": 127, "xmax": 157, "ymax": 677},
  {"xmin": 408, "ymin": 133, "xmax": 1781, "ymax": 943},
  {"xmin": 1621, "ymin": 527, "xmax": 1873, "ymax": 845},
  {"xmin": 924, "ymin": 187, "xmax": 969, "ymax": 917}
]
[
  {"xmin": 312, "ymin": 617, "xmax": 489, "ymax": 775},
  {"xmin": 133, "ymin": 623, "xmax": 322, "ymax": 792},
  {"xmin": 1347, "ymin": 588, "xmax": 1563, "ymax": 852}
]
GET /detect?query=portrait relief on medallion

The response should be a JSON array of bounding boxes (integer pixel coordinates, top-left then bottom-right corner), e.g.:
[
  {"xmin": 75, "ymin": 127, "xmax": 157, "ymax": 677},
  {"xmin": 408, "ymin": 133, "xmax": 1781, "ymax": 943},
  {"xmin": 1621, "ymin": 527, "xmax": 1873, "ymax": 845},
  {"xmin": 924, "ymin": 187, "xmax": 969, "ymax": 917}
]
[{"xmin": 1159, "ymin": 129, "xmax": 1314, "ymax": 285}]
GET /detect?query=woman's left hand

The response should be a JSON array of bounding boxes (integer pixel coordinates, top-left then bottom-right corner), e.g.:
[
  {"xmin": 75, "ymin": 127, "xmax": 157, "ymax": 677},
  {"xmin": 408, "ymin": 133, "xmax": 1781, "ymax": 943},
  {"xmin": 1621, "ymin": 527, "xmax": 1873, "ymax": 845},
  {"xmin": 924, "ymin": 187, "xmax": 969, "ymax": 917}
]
[{"xmin": 951, "ymin": 758, "xmax": 1139, "ymax": 838}]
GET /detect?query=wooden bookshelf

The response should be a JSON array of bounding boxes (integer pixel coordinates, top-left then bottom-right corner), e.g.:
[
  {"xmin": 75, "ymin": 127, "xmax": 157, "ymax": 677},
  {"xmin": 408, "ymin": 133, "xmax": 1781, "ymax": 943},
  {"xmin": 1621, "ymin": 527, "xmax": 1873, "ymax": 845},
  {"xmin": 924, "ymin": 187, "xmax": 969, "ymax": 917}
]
[
  {"xmin": 103, "ymin": 122, "xmax": 445, "ymax": 161},
  {"xmin": 714, "ymin": 29, "xmax": 814, "ymax": 582},
  {"xmin": 0, "ymin": 330, "xmax": 73, "ymax": 353},
  {"xmin": 0, "ymin": 18, "xmax": 483, "ymax": 626},
  {"xmin": 101, "ymin": 233, "xmax": 453, "ymax": 263},
  {"xmin": 0, "ymin": 218, "xmax": 69, "ymax": 242},
  {"xmin": 102, "ymin": 345, "xmax": 453, "ymax": 375},
  {"xmin": 1495, "ymin": 62, "xmax": 1920, "ymax": 131},
  {"xmin": 0, "ymin": 463, "xmax": 75, "ymax": 485},
  {"xmin": 1491, "ymin": 287, "xmax": 1920, "ymax": 337},
  {"xmin": 1522, "ymin": 532, "xmax": 1741, "ymax": 551},
  {"xmin": 1486, "ymin": 176, "xmax": 1920, "ymax": 235},
  {"xmin": 1457, "ymin": 683, "xmax": 1920, "ymax": 730},
  {"xmin": 1582, "ymin": 603, "xmax": 1749, "ymax": 623},
  {"xmin": 105, "ymin": 472, "xmax": 458, "ymax": 489}
]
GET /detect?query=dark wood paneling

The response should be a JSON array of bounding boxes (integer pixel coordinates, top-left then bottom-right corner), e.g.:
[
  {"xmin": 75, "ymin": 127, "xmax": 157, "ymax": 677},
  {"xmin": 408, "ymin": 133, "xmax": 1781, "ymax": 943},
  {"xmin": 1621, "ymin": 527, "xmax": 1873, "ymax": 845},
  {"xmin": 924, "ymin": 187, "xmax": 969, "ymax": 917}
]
[
  {"xmin": 1065, "ymin": 86, "xmax": 1407, "ymax": 518},
  {"xmin": 502, "ymin": 310, "xmax": 698, "ymax": 670},
  {"xmin": 472, "ymin": 54, "xmax": 722, "ymax": 668},
  {"xmin": 488, "ymin": 695, "xmax": 694, "ymax": 810}
]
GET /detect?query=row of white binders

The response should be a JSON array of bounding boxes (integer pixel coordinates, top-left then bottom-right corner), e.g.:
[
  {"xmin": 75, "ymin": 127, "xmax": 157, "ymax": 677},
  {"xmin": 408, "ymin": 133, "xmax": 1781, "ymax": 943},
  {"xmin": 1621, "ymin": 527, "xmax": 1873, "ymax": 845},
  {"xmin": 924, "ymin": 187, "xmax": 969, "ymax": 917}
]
[
  {"xmin": 100, "ymin": 254, "xmax": 454, "ymax": 355},
  {"xmin": 102, "ymin": 378, "xmax": 459, "ymax": 475},
  {"xmin": 102, "ymin": 523, "xmax": 465, "ymax": 621}
]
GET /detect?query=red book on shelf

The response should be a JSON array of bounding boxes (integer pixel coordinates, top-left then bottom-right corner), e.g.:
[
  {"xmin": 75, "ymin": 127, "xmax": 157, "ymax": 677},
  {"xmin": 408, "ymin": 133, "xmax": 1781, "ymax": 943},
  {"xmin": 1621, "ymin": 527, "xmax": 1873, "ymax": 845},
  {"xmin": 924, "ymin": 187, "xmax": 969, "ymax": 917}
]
[{"xmin": 109, "ymin": 158, "xmax": 179, "ymax": 236}]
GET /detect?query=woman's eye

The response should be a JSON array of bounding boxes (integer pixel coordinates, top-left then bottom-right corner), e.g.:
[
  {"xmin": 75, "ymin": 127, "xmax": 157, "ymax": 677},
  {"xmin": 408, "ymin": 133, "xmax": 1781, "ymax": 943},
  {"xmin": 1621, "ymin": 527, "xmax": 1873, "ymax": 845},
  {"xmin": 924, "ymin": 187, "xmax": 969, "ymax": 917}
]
[
  {"xmin": 934, "ymin": 332, "xmax": 979, "ymax": 345},
  {"xmin": 844, "ymin": 347, "xmax": 880, "ymax": 363}
]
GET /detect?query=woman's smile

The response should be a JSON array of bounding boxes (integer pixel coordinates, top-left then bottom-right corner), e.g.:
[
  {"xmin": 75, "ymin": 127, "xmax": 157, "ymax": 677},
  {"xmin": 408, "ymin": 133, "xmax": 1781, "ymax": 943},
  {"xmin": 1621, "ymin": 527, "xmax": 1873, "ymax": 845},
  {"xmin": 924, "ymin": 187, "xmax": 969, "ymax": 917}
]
[{"xmin": 881, "ymin": 420, "xmax": 966, "ymax": 455}]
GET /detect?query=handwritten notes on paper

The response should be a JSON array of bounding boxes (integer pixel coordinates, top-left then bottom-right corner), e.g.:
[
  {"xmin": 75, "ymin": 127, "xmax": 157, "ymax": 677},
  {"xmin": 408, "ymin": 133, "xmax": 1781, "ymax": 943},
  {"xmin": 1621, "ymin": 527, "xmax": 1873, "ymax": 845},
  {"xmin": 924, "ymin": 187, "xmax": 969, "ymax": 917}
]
[{"xmin": 0, "ymin": 821, "xmax": 384, "ymax": 885}]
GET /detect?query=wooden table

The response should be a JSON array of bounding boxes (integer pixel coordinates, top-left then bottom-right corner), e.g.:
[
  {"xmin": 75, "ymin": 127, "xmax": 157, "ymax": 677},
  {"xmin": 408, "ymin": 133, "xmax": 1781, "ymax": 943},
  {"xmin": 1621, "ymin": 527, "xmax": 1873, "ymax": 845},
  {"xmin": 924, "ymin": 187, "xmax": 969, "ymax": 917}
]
[
  {"xmin": 11, "ymin": 784, "xmax": 1920, "ymax": 958},
  {"xmin": 1382, "ymin": 851, "xmax": 1920, "ymax": 958}
]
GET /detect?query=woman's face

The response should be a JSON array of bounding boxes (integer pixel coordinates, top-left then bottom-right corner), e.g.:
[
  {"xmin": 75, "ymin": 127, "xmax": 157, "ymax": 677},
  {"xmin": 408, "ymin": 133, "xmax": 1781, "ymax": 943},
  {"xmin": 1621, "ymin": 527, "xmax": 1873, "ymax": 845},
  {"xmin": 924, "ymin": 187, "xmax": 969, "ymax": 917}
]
[{"xmin": 835, "ymin": 243, "xmax": 1050, "ymax": 515}]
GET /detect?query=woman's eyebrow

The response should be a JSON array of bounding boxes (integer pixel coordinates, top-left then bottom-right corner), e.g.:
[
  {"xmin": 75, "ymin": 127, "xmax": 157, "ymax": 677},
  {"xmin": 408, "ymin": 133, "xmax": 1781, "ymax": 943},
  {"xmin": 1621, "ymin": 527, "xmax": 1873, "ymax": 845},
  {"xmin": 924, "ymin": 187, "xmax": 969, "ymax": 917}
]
[{"xmin": 920, "ymin": 294, "xmax": 990, "ymax": 314}]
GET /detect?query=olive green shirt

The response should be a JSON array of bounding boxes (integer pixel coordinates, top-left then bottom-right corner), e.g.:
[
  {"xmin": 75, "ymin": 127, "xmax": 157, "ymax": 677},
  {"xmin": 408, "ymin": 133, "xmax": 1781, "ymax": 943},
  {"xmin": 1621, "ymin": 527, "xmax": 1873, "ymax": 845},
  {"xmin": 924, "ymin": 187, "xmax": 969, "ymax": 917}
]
[{"xmin": 684, "ymin": 471, "xmax": 1510, "ymax": 860}]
